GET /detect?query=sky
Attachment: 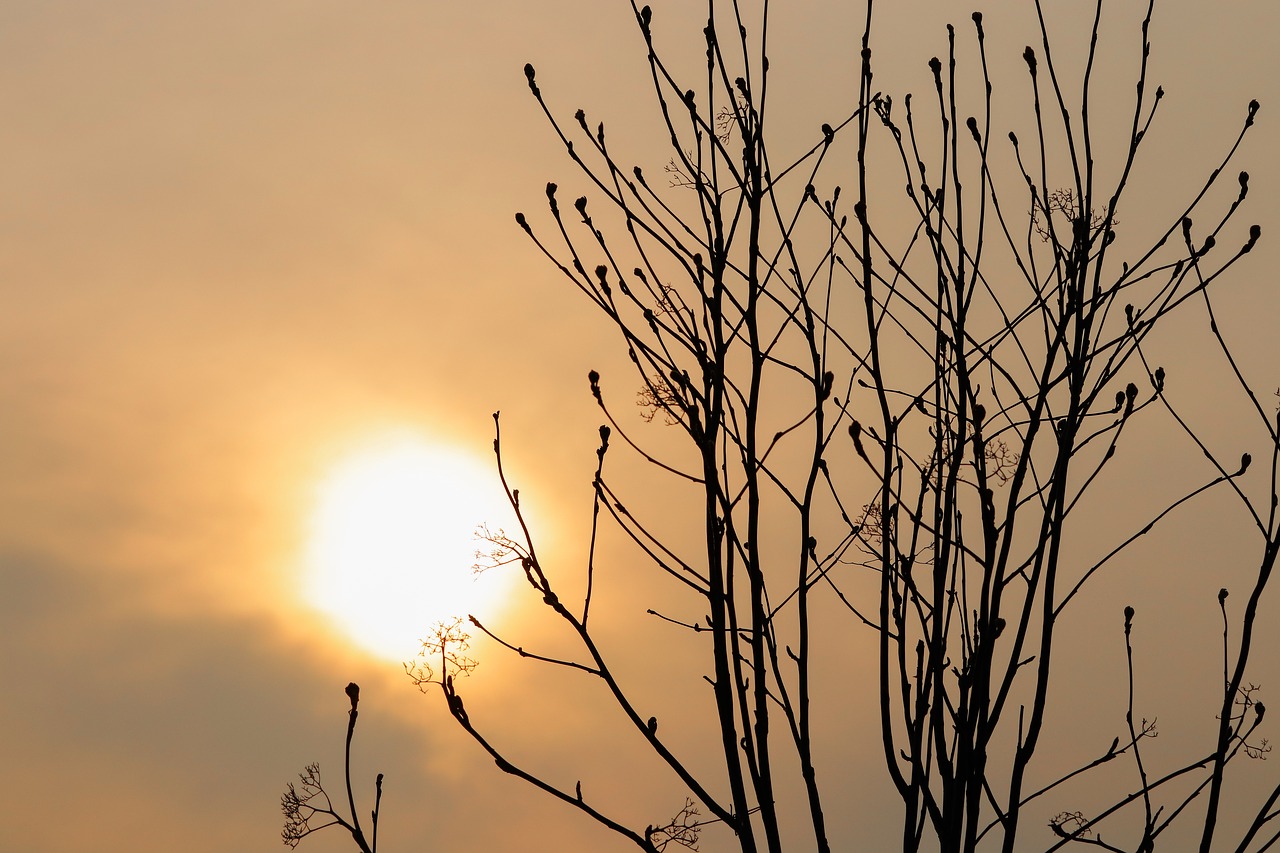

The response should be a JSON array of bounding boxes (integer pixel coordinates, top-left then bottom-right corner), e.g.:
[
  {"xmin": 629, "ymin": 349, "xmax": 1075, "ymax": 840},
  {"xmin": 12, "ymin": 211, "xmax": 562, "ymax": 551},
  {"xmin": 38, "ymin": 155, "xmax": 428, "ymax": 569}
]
[{"xmin": 2, "ymin": 1, "xmax": 1278, "ymax": 851}]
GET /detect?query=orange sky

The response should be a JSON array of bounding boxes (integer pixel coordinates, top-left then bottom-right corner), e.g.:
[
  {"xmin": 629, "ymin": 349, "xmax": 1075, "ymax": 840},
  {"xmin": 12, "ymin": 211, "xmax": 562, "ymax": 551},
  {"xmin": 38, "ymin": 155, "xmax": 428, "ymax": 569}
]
[{"xmin": 3, "ymin": 2, "xmax": 1278, "ymax": 851}]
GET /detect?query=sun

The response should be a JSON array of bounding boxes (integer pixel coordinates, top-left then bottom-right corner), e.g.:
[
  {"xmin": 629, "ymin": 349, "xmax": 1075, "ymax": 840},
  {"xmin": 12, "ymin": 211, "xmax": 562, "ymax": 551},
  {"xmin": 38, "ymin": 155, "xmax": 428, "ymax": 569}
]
[{"xmin": 302, "ymin": 433, "xmax": 518, "ymax": 662}]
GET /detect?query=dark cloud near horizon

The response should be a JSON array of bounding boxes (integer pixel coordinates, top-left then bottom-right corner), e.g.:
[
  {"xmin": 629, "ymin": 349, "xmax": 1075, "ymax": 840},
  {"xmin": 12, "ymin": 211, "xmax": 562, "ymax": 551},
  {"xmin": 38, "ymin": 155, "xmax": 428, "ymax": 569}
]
[
  {"xmin": 0, "ymin": 551, "xmax": 636, "ymax": 852},
  {"xmin": 1, "ymin": 552, "xmax": 427, "ymax": 850}
]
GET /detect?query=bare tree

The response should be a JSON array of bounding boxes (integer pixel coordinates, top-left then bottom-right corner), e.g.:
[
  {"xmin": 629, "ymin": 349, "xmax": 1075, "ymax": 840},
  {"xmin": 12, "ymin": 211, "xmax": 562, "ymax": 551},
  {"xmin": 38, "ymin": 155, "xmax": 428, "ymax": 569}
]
[
  {"xmin": 286, "ymin": 1, "xmax": 1277, "ymax": 850},
  {"xmin": 281, "ymin": 683, "xmax": 385, "ymax": 853}
]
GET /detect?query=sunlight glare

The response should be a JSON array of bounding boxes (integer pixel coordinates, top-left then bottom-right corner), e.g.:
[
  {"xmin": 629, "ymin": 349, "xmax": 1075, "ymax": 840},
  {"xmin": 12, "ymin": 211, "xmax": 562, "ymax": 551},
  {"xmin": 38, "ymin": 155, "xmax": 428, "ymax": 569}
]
[{"xmin": 303, "ymin": 433, "xmax": 517, "ymax": 662}]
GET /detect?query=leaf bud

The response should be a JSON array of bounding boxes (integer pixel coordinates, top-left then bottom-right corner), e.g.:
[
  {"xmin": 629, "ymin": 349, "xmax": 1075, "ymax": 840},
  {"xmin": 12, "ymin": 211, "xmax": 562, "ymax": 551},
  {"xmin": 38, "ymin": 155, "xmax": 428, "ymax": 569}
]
[
  {"xmin": 1244, "ymin": 224, "xmax": 1262, "ymax": 252},
  {"xmin": 849, "ymin": 420, "xmax": 867, "ymax": 459}
]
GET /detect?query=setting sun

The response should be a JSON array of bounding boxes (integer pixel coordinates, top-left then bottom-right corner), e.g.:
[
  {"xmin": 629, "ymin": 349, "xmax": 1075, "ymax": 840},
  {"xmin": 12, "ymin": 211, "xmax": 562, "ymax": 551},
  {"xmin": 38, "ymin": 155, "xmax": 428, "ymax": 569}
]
[{"xmin": 302, "ymin": 433, "xmax": 518, "ymax": 661}]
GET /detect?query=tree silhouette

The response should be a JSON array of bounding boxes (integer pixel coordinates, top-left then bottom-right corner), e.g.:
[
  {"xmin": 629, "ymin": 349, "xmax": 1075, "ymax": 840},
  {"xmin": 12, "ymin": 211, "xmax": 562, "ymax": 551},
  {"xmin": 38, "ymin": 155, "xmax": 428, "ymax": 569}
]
[
  {"xmin": 286, "ymin": 1, "xmax": 1277, "ymax": 850},
  {"xmin": 281, "ymin": 683, "xmax": 384, "ymax": 853}
]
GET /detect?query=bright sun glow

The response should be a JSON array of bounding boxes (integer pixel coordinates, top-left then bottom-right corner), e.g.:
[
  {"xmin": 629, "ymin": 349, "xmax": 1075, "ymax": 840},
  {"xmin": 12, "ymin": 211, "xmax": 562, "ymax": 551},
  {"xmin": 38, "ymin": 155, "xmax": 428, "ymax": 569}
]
[{"xmin": 303, "ymin": 433, "xmax": 517, "ymax": 662}]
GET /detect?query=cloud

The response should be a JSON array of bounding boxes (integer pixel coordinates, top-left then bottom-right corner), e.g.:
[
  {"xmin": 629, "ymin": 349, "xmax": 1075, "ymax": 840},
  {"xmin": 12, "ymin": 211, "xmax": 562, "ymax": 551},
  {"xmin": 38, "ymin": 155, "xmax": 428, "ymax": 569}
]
[
  {"xmin": 0, "ymin": 549, "xmax": 657, "ymax": 852},
  {"xmin": 1, "ymin": 552, "xmax": 404, "ymax": 850}
]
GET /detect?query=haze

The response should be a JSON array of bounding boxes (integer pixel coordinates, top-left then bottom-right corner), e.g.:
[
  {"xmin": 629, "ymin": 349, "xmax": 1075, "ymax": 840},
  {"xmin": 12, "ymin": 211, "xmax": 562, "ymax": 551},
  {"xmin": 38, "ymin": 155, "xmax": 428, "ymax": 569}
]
[{"xmin": 2, "ymin": 2, "xmax": 1277, "ymax": 850}]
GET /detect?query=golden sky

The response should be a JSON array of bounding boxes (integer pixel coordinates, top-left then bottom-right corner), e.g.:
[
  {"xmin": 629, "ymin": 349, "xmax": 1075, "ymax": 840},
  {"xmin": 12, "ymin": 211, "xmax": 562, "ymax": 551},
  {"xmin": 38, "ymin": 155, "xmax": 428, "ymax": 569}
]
[{"xmin": 3, "ymin": 1, "xmax": 1278, "ymax": 851}]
